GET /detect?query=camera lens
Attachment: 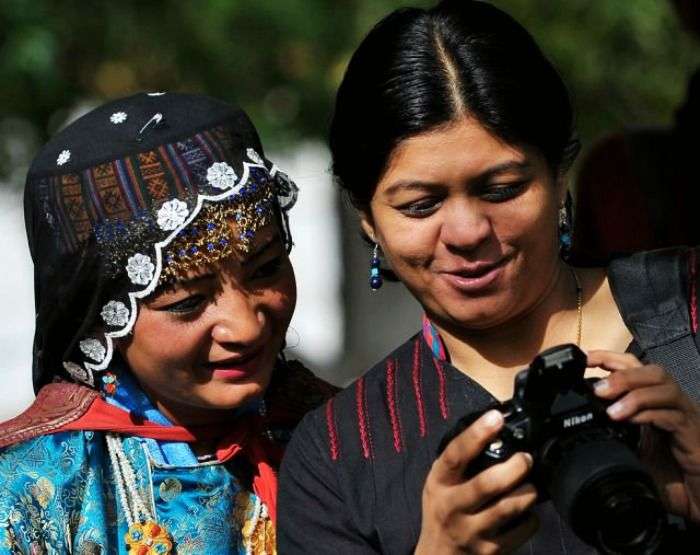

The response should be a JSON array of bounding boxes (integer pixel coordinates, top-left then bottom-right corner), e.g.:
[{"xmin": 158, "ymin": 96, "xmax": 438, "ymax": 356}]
[
  {"xmin": 545, "ymin": 437, "xmax": 665, "ymax": 555},
  {"xmin": 587, "ymin": 476, "xmax": 665, "ymax": 554}
]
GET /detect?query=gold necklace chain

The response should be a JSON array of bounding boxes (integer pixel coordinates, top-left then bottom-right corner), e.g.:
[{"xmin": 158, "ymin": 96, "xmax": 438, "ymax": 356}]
[{"xmin": 570, "ymin": 268, "xmax": 583, "ymax": 346}]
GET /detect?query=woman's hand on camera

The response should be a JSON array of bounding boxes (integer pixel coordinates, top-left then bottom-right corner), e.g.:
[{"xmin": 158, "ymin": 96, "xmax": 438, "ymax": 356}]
[
  {"xmin": 588, "ymin": 350, "xmax": 700, "ymax": 523},
  {"xmin": 415, "ymin": 410, "xmax": 539, "ymax": 555}
]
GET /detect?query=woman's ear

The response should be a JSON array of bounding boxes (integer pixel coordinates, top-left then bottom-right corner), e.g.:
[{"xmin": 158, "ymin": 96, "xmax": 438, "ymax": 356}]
[{"xmin": 359, "ymin": 210, "xmax": 377, "ymax": 244}]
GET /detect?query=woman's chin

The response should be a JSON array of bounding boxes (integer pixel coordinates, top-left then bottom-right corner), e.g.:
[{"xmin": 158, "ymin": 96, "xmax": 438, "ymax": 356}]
[
  {"xmin": 428, "ymin": 290, "xmax": 516, "ymax": 331},
  {"xmin": 209, "ymin": 376, "xmax": 272, "ymax": 409},
  {"xmin": 155, "ymin": 373, "xmax": 274, "ymax": 423}
]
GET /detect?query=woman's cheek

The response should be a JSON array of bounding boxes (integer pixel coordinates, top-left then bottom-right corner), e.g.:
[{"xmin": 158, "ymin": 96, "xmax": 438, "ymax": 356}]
[
  {"xmin": 382, "ymin": 219, "xmax": 435, "ymax": 262},
  {"xmin": 136, "ymin": 323, "xmax": 203, "ymax": 375},
  {"xmin": 385, "ymin": 240, "xmax": 432, "ymax": 275},
  {"xmin": 271, "ymin": 269, "xmax": 298, "ymax": 325}
]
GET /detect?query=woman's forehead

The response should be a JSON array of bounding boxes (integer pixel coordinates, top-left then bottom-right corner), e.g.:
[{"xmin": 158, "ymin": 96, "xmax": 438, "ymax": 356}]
[{"xmin": 380, "ymin": 119, "xmax": 530, "ymax": 188}]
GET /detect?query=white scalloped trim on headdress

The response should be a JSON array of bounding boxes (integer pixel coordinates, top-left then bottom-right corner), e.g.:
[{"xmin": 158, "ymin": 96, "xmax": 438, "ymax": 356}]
[
  {"xmin": 72, "ymin": 152, "xmax": 298, "ymax": 387},
  {"xmin": 207, "ymin": 162, "xmax": 238, "ymax": 190},
  {"xmin": 246, "ymin": 148, "xmax": 264, "ymax": 165},
  {"xmin": 126, "ymin": 253, "xmax": 155, "ymax": 286}
]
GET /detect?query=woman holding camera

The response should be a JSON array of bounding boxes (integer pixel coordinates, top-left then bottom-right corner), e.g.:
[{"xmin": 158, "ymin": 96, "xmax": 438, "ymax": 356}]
[
  {"xmin": 0, "ymin": 92, "xmax": 333, "ymax": 553},
  {"xmin": 278, "ymin": 1, "xmax": 700, "ymax": 553}
]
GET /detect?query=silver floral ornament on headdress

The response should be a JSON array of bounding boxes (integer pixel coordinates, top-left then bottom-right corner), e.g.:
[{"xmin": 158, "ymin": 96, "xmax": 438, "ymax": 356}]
[
  {"xmin": 79, "ymin": 338, "xmax": 106, "ymax": 362},
  {"xmin": 57, "ymin": 150, "xmax": 71, "ymax": 166},
  {"xmin": 63, "ymin": 361, "xmax": 94, "ymax": 387},
  {"xmin": 157, "ymin": 199, "xmax": 189, "ymax": 231},
  {"xmin": 110, "ymin": 112, "xmax": 128, "ymax": 124},
  {"xmin": 101, "ymin": 300, "xmax": 130, "ymax": 327},
  {"xmin": 126, "ymin": 253, "xmax": 155, "ymax": 286},
  {"xmin": 246, "ymin": 148, "xmax": 264, "ymax": 165},
  {"xmin": 206, "ymin": 162, "xmax": 238, "ymax": 190}
]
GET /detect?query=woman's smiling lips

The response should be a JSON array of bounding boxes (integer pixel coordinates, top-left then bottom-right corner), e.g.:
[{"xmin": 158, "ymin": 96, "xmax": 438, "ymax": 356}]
[
  {"xmin": 436, "ymin": 257, "xmax": 508, "ymax": 294},
  {"xmin": 206, "ymin": 350, "xmax": 265, "ymax": 380}
]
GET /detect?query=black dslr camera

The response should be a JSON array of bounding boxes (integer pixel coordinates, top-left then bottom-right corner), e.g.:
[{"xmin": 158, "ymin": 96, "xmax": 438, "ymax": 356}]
[{"xmin": 438, "ymin": 344, "xmax": 666, "ymax": 555}]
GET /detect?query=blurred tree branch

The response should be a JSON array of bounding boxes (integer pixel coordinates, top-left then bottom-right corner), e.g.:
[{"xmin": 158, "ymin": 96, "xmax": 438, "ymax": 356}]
[{"xmin": 0, "ymin": 0, "xmax": 697, "ymax": 183}]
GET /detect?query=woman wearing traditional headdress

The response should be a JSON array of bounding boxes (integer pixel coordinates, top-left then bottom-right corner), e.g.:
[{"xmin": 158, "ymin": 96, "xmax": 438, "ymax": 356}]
[
  {"xmin": 278, "ymin": 1, "xmax": 700, "ymax": 553},
  {"xmin": 0, "ymin": 92, "xmax": 334, "ymax": 553}
]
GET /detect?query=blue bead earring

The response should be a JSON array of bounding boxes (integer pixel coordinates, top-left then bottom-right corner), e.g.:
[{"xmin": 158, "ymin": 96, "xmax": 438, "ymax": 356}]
[
  {"xmin": 558, "ymin": 192, "xmax": 573, "ymax": 260},
  {"xmin": 369, "ymin": 243, "xmax": 383, "ymax": 291}
]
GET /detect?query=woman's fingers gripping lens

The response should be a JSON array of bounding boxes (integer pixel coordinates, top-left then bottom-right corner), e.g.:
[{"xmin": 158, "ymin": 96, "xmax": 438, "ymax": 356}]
[{"xmin": 458, "ymin": 452, "xmax": 535, "ymax": 513}]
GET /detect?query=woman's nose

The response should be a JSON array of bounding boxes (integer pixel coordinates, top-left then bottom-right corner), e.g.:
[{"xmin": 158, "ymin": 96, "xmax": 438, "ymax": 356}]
[
  {"xmin": 439, "ymin": 199, "xmax": 492, "ymax": 252},
  {"xmin": 210, "ymin": 289, "xmax": 266, "ymax": 347}
]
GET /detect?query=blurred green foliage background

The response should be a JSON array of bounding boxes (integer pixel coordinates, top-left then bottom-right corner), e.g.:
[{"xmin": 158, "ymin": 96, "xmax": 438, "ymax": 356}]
[{"xmin": 1, "ymin": 0, "xmax": 698, "ymax": 185}]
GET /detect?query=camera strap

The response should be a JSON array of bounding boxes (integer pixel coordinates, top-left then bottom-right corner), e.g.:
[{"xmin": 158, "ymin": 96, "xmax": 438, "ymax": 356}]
[{"xmin": 608, "ymin": 246, "xmax": 700, "ymax": 404}]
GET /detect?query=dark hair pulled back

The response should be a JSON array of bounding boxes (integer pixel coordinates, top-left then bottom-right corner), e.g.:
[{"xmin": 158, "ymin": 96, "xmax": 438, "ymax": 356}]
[{"xmin": 330, "ymin": 0, "xmax": 580, "ymax": 211}]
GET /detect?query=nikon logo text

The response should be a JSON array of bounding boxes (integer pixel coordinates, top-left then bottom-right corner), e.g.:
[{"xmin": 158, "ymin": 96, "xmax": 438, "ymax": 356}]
[{"xmin": 563, "ymin": 413, "xmax": 593, "ymax": 428}]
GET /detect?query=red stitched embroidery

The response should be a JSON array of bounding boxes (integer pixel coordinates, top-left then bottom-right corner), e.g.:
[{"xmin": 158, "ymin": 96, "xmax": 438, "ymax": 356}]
[
  {"xmin": 412, "ymin": 338, "xmax": 427, "ymax": 437},
  {"xmin": 386, "ymin": 358, "xmax": 402, "ymax": 453},
  {"xmin": 433, "ymin": 358, "xmax": 449, "ymax": 420},
  {"xmin": 325, "ymin": 398, "xmax": 340, "ymax": 461},
  {"xmin": 690, "ymin": 248, "xmax": 698, "ymax": 335},
  {"xmin": 356, "ymin": 377, "xmax": 371, "ymax": 459}
]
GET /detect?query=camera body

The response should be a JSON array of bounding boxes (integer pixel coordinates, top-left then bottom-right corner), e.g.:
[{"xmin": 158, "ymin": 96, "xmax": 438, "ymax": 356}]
[
  {"xmin": 447, "ymin": 344, "xmax": 635, "ymax": 478},
  {"xmin": 439, "ymin": 344, "xmax": 666, "ymax": 555}
]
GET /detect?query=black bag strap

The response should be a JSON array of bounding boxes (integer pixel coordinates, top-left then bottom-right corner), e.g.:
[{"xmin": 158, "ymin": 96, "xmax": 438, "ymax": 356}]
[{"xmin": 608, "ymin": 247, "xmax": 700, "ymax": 403}]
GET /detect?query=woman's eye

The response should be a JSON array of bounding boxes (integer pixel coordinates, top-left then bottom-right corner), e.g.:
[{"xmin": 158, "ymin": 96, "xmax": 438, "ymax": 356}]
[
  {"xmin": 250, "ymin": 256, "xmax": 284, "ymax": 280},
  {"xmin": 481, "ymin": 181, "xmax": 527, "ymax": 202},
  {"xmin": 161, "ymin": 295, "xmax": 206, "ymax": 314},
  {"xmin": 399, "ymin": 198, "xmax": 442, "ymax": 217}
]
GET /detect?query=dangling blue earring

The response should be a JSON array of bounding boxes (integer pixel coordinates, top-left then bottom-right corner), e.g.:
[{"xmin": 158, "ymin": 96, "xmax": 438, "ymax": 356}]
[
  {"xmin": 369, "ymin": 243, "xmax": 383, "ymax": 291},
  {"xmin": 558, "ymin": 192, "xmax": 573, "ymax": 260}
]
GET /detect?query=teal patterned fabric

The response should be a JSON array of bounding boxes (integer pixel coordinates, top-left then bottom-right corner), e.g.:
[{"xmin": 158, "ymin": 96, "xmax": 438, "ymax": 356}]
[{"xmin": 0, "ymin": 430, "xmax": 261, "ymax": 554}]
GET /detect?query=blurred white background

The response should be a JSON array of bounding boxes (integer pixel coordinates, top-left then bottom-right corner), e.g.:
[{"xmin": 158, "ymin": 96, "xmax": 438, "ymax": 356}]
[{"xmin": 0, "ymin": 186, "xmax": 35, "ymax": 419}]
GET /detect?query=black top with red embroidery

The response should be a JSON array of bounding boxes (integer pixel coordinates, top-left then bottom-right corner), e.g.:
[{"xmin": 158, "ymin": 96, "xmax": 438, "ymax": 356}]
[
  {"xmin": 278, "ymin": 332, "xmax": 597, "ymax": 554},
  {"xmin": 278, "ymin": 248, "xmax": 700, "ymax": 554}
]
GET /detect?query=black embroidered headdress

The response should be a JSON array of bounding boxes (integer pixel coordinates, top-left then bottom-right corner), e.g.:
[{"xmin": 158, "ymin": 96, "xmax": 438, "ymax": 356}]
[{"xmin": 24, "ymin": 92, "xmax": 298, "ymax": 392}]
